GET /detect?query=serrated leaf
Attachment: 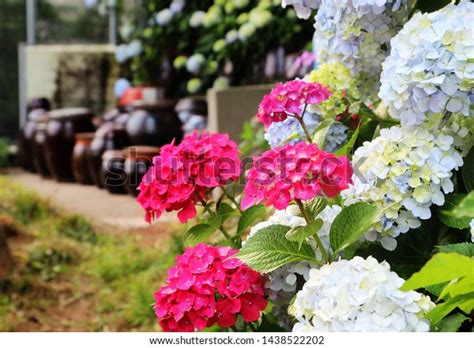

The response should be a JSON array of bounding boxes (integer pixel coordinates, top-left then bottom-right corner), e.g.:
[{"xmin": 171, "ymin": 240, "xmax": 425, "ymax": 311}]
[
  {"xmin": 439, "ymin": 194, "xmax": 471, "ymax": 229},
  {"xmin": 449, "ymin": 191, "xmax": 474, "ymax": 218},
  {"xmin": 312, "ymin": 120, "xmax": 336, "ymax": 150},
  {"xmin": 237, "ymin": 205, "xmax": 265, "ymax": 236},
  {"xmin": 335, "ymin": 126, "xmax": 359, "ymax": 156},
  {"xmin": 436, "ymin": 243, "xmax": 474, "ymax": 257},
  {"xmin": 462, "ymin": 149, "xmax": 474, "ymax": 191},
  {"xmin": 433, "ymin": 313, "xmax": 468, "ymax": 332},
  {"xmin": 426, "ymin": 292, "xmax": 474, "ymax": 325},
  {"xmin": 237, "ymin": 224, "xmax": 317, "ymax": 273},
  {"xmin": 330, "ymin": 202, "xmax": 382, "ymax": 253},
  {"xmin": 286, "ymin": 219, "xmax": 323, "ymax": 249},
  {"xmin": 401, "ymin": 253, "xmax": 474, "ymax": 291}
]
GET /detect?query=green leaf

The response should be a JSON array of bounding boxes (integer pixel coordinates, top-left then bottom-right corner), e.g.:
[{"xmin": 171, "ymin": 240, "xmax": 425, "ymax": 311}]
[
  {"xmin": 237, "ymin": 224, "xmax": 317, "ymax": 273},
  {"xmin": 426, "ymin": 292, "xmax": 474, "ymax": 325},
  {"xmin": 217, "ymin": 202, "xmax": 235, "ymax": 222},
  {"xmin": 184, "ymin": 217, "xmax": 222, "ymax": 246},
  {"xmin": 330, "ymin": 202, "xmax": 382, "ymax": 253},
  {"xmin": 439, "ymin": 194, "xmax": 471, "ymax": 229},
  {"xmin": 401, "ymin": 253, "xmax": 474, "ymax": 291},
  {"xmin": 237, "ymin": 205, "xmax": 266, "ymax": 237},
  {"xmin": 433, "ymin": 313, "xmax": 468, "ymax": 332},
  {"xmin": 462, "ymin": 148, "xmax": 474, "ymax": 191},
  {"xmin": 335, "ymin": 126, "xmax": 360, "ymax": 157},
  {"xmin": 303, "ymin": 197, "xmax": 327, "ymax": 218},
  {"xmin": 436, "ymin": 243, "xmax": 474, "ymax": 257},
  {"xmin": 286, "ymin": 219, "xmax": 323, "ymax": 249},
  {"xmin": 312, "ymin": 120, "xmax": 336, "ymax": 150},
  {"xmin": 449, "ymin": 191, "xmax": 474, "ymax": 218},
  {"xmin": 439, "ymin": 275, "xmax": 474, "ymax": 300}
]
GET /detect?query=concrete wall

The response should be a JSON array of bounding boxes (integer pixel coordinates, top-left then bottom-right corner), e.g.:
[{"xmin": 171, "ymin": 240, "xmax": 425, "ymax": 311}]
[
  {"xmin": 19, "ymin": 44, "xmax": 119, "ymax": 125},
  {"xmin": 207, "ymin": 85, "xmax": 272, "ymax": 142}
]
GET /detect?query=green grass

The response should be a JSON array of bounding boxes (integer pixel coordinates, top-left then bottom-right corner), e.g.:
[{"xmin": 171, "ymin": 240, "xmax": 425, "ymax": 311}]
[{"xmin": 0, "ymin": 175, "xmax": 179, "ymax": 331}]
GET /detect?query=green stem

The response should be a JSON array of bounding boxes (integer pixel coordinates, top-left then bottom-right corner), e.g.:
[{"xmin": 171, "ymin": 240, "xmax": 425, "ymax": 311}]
[
  {"xmin": 222, "ymin": 185, "xmax": 243, "ymax": 214},
  {"xmin": 194, "ymin": 192, "xmax": 238, "ymax": 248},
  {"xmin": 295, "ymin": 199, "xmax": 330, "ymax": 263}
]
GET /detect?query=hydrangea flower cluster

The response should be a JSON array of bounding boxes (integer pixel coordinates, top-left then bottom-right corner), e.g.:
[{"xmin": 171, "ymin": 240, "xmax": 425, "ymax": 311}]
[
  {"xmin": 137, "ymin": 132, "xmax": 241, "ymax": 223},
  {"xmin": 379, "ymin": 1, "xmax": 474, "ymax": 127},
  {"xmin": 154, "ymin": 243, "xmax": 267, "ymax": 332},
  {"xmin": 311, "ymin": 0, "xmax": 413, "ymax": 98},
  {"xmin": 246, "ymin": 204, "xmax": 341, "ymax": 329},
  {"xmin": 264, "ymin": 111, "xmax": 348, "ymax": 152},
  {"xmin": 257, "ymin": 80, "xmax": 332, "ymax": 128},
  {"xmin": 242, "ymin": 142, "xmax": 352, "ymax": 210},
  {"xmin": 291, "ymin": 256, "xmax": 435, "ymax": 332},
  {"xmin": 115, "ymin": 40, "xmax": 143, "ymax": 63},
  {"xmin": 281, "ymin": 0, "xmax": 320, "ymax": 19},
  {"xmin": 307, "ymin": 62, "xmax": 360, "ymax": 119},
  {"xmin": 343, "ymin": 126, "xmax": 463, "ymax": 250},
  {"xmin": 156, "ymin": 0, "xmax": 186, "ymax": 26}
]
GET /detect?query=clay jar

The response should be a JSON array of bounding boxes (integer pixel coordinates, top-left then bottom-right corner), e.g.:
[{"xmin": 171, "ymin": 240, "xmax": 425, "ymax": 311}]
[
  {"xmin": 101, "ymin": 150, "xmax": 127, "ymax": 194},
  {"xmin": 126, "ymin": 100, "xmax": 183, "ymax": 147},
  {"xmin": 87, "ymin": 122, "xmax": 130, "ymax": 188},
  {"xmin": 72, "ymin": 133, "xmax": 95, "ymax": 185},
  {"xmin": 124, "ymin": 146, "xmax": 160, "ymax": 197},
  {"xmin": 31, "ymin": 122, "xmax": 50, "ymax": 177},
  {"xmin": 20, "ymin": 108, "xmax": 48, "ymax": 172},
  {"xmin": 175, "ymin": 97, "xmax": 208, "ymax": 134},
  {"xmin": 44, "ymin": 108, "xmax": 95, "ymax": 182}
]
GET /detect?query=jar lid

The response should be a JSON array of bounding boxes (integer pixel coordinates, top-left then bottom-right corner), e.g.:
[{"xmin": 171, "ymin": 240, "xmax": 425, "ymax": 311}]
[
  {"xmin": 48, "ymin": 107, "xmax": 93, "ymax": 120},
  {"xmin": 75, "ymin": 132, "xmax": 95, "ymax": 141},
  {"xmin": 124, "ymin": 146, "xmax": 160, "ymax": 160},
  {"xmin": 131, "ymin": 99, "xmax": 176, "ymax": 112}
]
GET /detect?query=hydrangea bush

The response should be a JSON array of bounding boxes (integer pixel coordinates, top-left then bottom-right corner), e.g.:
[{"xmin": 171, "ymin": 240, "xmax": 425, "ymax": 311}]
[{"xmin": 135, "ymin": 0, "xmax": 473, "ymax": 332}]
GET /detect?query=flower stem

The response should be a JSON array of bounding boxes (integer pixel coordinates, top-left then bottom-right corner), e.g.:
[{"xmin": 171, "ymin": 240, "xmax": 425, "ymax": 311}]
[
  {"xmin": 295, "ymin": 199, "xmax": 330, "ymax": 263},
  {"xmin": 194, "ymin": 192, "xmax": 238, "ymax": 248},
  {"xmin": 221, "ymin": 185, "xmax": 243, "ymax": 214}
]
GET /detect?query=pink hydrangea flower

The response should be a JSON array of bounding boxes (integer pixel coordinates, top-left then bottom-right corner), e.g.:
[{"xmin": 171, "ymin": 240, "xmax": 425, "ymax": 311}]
[
  {"xmin": 242, "ymin": 142, "xmax": 353, "ymax": 210},
  {"xmin": 137, "ymin": 132, "xmax": 241, "ymax": 223},
  {"xmin": 257, "ymin": 80, "xmax": 332, "ymax": 128},
  {"xmin": 154, "ymin": 244, "xmax": 267, "ymax": 332}
]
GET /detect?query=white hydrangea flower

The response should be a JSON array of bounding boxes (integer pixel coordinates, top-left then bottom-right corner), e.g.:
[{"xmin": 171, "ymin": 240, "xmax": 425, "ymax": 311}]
[
  {"xmin": 311, "ymin": 0, "xmax": 412, "ymax": 99},
  {"xmin": 115, "ymin": 40, "xmax": 142, "ymax": 63},
  {"xmin": 264, "ymin": 112, "xmax": 347, "ymax": 152},
  {"xmin": 291, "ymin": 256, "xmax": 435, "ymax": 332},
  {"xmin": 189, "ymin": 11, "xmax": 206, "ymax": 27},
  {"xmin": 379, "ymin": 1, "xmax": 474, "ymax": 126},
  {"xmin": 169, "ymin": 0, "xmax": 185, "ymax": 14},
  {"xmin": 238, "ymin": 22, "xmax": 257, "ymax": 41},
  {"xmin": 470, "ymin": 220, "xmax": 474, "ymax": 243},
  {"xmin": 342, "ymin": 125, "xmax": 463, "ymax": 250},
  {"xmin": 247, "ymin": 205, "xmax": 342, "ymax": 329},
  {"xmin": 185, "ymin": 54, "xmax": 205, "ymax": 74},
  {"xmin": 225, "ymin": 30, "xmax": 239, "ymax": 44},
  {"xmin": 281, "ymin": 0, "xmax": 321, "ymax": 19},
  {"xmin": 155, "ymin": 9, "xmax": 173, "ymax": 26}
]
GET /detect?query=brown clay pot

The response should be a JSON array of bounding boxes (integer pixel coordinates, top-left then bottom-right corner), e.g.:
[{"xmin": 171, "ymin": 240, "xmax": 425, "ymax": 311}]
[
  {"xmin": 87, "ymin": 123, "xmax": 130, "ymax": 188},
  {"xmin": 72, "ymin": 133, "xmax": 95, "ymax": 185},
  {"xmin": 32, "ymin": 122, "xmax": 50, "ymax": 177},
  {"xmin": 44, "ymin": 108, "xmax": 95, "ymax": 182},
  {"xmin": 126, "ymin": 100, "xmax": 183, "ymax": 147},
  {"xmin": 124, "ymin": 146, "xmax": 160, "ymax": 197},
  {"xmin": 101, "ymin": 149, "xmax": 127, "ymax": 194},
  {"xmin": 20, "ymin": 108, "xmax": 48, "ymax": 172}
]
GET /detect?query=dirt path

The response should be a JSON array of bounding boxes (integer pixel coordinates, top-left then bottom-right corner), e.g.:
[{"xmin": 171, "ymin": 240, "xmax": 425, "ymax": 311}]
[{"xmin": 6, "ymin": 168, "xmax": 178, "ymax": 232}]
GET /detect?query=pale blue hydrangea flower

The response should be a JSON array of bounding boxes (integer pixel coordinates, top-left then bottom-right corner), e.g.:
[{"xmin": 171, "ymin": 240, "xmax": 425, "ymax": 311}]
[
  {"xmin": 264, "ymin": 112, "xmax": 348, "ymax": 152},
  {"xmin": 281, "ymin": 0, "xmax": 321, "ymax": 19},
  {"xmin": 379, "ymin": 1, "xmax": 474, "ymax": 126},
  {"xmin": 310, "ymin": 0, "xmax": 413, "ymax": 99}
]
